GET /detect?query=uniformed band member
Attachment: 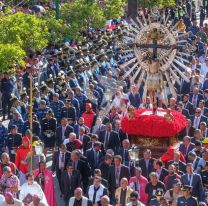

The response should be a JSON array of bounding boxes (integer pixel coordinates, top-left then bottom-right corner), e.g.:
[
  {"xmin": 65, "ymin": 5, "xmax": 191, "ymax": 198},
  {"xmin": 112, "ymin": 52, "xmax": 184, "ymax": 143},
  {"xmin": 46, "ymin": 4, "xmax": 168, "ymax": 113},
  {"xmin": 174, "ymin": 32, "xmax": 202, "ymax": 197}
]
[
  {"xmin": 41, "ymin": 110, "xmax": 57, "ymax": 156},
  {"xmin": 6, "ymin": 125, "xmax": 22, "ymax": 162},
  {"xmin": 149, "ymin": 189, "xmax": 164, "ymax": 206},
  {"xmin": 177, "ymin": 185, "xmax": 198, "ymax": 206}
]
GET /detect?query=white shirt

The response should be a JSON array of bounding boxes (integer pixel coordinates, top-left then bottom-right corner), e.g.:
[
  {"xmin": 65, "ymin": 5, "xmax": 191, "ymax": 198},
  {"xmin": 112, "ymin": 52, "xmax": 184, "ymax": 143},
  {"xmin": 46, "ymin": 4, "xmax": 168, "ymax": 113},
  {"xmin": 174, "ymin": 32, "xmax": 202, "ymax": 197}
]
[
  {"xmin": 0, "ymin": 194, "xmax": 4, "ymax": 205},
  {"xmin": 19, "ymin": 182, "xmax": 48, "ymax": 206},
  {"xmin": 201, "ymin": 63, "xmax": 208, "ymax": 77},
  {"xmin": 63, "ymin": 139, "xmax": 70, "ymax": 145}
]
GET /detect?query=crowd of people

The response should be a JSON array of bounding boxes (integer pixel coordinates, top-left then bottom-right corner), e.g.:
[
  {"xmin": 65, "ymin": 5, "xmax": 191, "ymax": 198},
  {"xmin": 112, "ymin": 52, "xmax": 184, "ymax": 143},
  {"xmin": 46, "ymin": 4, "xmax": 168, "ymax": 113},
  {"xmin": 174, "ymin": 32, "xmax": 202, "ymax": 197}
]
[{"xmin": 1, "ymin": 1, "xmax": 208, "ymax": 206}]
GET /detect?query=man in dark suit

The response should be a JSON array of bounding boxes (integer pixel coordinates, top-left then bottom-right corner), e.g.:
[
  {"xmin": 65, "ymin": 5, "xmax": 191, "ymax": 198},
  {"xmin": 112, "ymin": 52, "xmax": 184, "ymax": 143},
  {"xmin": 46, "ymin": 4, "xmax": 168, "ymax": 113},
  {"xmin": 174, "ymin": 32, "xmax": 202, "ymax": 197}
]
[
  {"xmin": 92, "ymin": 118, "xmax": 106, "ymax": 135},
  {"xmin": 56, "ymin": 117, "xmax": 74, "ymax": 147},
  {"xmin": 61, "ymin": 162, "xmax": 81, "ymax": 206},
  {"xmin": 128, "ymin": 85, "xmax": 141, "ymax": 108},
  {"xmin": 190, "ymin": 108, "xmax": 207, "ymax": 129},
  {"xmin": 99, "ymin": 123, "xmax": 120, "ymax": 151},
  {"xmin": 99, "ymin": 154, "xmax": 113, "ymax": 181},
  {"xmin": 77, "ymin": 126, "xmax": 90, "ymax": 154},
  {"xmin": 167, "ymin": 151, "xmax": 187, "ymax": 173},
  {"xmin": 153, "ymin": 159, "xmax": 168, "ymax": 182},
  {"xmin": 138, "ymin": 149, "xmax": 155, "ymax": 180},
  {"xmin": 61, "ymin": 99, "xmax": 76, "ymax": 126},
  {"xmin": 70, "ymin": 149, "xmax": 91, "ymax": 193},
  {"xmin": 116, "ymin": 139, "xmax": 130, "ymax": 166},
  {"xmin": 198, "ymin": 100, "xmax": 208, "ymax": 116},
  {"xmin": 183, "ymin": 94, "xmax": 194, "ymax": 115},
  {"xmin": 179, "ymin": 136, "xmax": 195, "ymax": 162},
  {"xmin": 189, "ymin": 87, "xmax": 204, "ymax": 108},
  {"xmin": 181, "ymin": 163, "xmax": 204, "ymax": 201},
  {"xmin": 51, "ymin": 144, "xmax": 71, "ymax": 195},
  {"xmin": 113, "ymin": 120, "xmax": 128, "ymax": 145},
  {"xmin": 108, "ymin": 155, "xmax": 130, "ymax": 204},
  {"xmin": 86, "ymin": 141, "xmax": 103, "ymax": 171},
  {"xmin": 178, "ymin": 119, "xmax": 195, "ymax": 141},
  {"xmin": 73, "ymin": 117, "xmax": 89, "ymax": 137},
  {"xmin": 176, "ymin": 102, "xmax": 190, "ymax": 119},
  {"xmin": 199, "ymin": 121, "xmax": 208, "ymax": 139}
]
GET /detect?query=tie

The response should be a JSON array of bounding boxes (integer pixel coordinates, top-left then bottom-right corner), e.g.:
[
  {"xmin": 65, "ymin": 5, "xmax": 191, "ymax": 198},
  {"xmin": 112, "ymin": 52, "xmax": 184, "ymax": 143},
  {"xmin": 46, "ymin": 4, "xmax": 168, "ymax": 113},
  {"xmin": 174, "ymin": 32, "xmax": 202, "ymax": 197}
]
[
  {"xmin": 145, "ymin": 160, "xmax": 149, "ymax": 176},
  {"xmin": 94, "ymin": 151, "xmax": 98, "ymax": 168},
  {"xmin": 123, "ymin": 149, "xmax": 126, "ymax": 163},
  {"xmin": 195, "ymin": 117, "xmax": 199, "ymax": 129},
  {"xmin": 68, "ymin": 173, "xmax": 72, "ymax": 181},
  {"xmin": 193, "ymin": 95, "xmax": 197, "ymax": 107},
  {"xmin": 60, "ymin": 153, "xmax": 64, "ymax": 170},
  {"xmin": 188, "ymin": 174, "xmax": 192, "ymax": 186},
  {"xmin": 104, "ymin": 132, "xmax": 109, "ymax": 149},
  {"xmin": 115, "ymin": 167, "xmax": 120, "ymax": 187},
  {"xmin": 62, "ymin": 127, "xmax": 66, "ymax": 140},
  {"xmin": 92, "ymin": 187, "xmax": 100, "ymax": 204},
  {"xmin": 73, "ymin": 161, "xmax": 77, "ymax": 170}
]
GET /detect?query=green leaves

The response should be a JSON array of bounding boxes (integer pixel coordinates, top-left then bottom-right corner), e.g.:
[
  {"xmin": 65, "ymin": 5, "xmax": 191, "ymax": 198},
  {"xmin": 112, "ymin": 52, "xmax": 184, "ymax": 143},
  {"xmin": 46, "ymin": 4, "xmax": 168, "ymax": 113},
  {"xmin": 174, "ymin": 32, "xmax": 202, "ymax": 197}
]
[
  {"xmin": 138, "ymin": 0, "xmax": 175, "ymax": 8},
  {"xmin": 0, "ymin": 12, "xmax": 49, "ymax": 51},
  {"xmin": 0, "ymin": 12, "xmax": 49, "ymax": 74},
  {"xmin": 60, "ymin": 0, "xmax": 106, "ymax": 39},
  {"xmin": 104, "ymin": 0, "xmax": 126, "ymax": 19},
  {"xmin": 0, "ymin": 44, "xmax": 26, "ymax": 74}
]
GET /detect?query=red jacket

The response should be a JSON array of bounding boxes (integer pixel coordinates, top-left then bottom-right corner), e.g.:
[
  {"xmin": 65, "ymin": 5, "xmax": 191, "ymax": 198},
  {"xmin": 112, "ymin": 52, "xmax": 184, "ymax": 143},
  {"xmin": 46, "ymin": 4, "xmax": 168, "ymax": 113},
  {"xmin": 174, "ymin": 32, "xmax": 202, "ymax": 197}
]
[
  {"xmin": 82, "ymin": 112, "xmax": 96, "ymax": 129},
  {"xmin": 15, "ymin": 136, "xmax": 30, "ymax": 174}
]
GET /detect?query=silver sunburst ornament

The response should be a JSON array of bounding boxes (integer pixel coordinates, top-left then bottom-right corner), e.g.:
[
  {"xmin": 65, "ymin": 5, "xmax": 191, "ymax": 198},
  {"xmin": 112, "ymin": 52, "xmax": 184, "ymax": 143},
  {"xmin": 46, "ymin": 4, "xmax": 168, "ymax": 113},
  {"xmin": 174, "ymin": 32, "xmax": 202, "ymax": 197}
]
[{"xmin": 120, "ymin": 8, "xmax": 193, "ymax": 105}]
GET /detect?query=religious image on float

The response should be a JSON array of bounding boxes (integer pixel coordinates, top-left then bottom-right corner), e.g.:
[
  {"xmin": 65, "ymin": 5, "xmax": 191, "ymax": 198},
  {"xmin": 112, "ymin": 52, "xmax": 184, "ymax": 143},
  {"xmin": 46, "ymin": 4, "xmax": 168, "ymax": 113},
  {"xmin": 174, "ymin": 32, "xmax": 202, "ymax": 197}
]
[{"xmin": 119, "ymin": 7, "xmax": 193, "ymax": 106}]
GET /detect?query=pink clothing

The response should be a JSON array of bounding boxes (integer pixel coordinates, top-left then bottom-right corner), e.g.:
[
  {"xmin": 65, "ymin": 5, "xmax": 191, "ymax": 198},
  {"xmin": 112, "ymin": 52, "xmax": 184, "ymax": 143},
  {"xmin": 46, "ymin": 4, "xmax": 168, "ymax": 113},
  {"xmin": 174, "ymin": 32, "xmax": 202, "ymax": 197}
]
[
  {"xmin": 34, "ymin": 169, "xmax": 57, "ymax": 206},
  {"xmin": 129, "ymin": 175, "xmax": 148, "ymax": 205}
]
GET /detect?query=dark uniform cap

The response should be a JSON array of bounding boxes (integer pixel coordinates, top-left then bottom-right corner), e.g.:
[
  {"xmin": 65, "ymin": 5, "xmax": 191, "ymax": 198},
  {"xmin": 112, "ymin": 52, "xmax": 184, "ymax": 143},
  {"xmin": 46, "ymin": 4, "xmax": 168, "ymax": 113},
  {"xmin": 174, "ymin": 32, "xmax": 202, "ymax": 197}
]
[
  {"xmin": 173, "ymin": 179, "xmax": 181, "ymax": 185},
  {"xmin": 155, "ymin": 190, "xmax": 164, "ymax": 196},
  {"xmin": 181, "ymin": 185, "xmax": 192, "ymax": 191},
  {"xmin": 9, "ymin": 96, "xmax": 18, "ymax": 102},
  {"xmin": 32, "ymin": 87, "xmax": 39, "ymax": 93},
  {"xmin": 20, "ymin": 91, "xmax": 27, "ymax": 98},
  {"xmin": 46, "ymin": 77, "xmax": 54, "ymax": 84}
]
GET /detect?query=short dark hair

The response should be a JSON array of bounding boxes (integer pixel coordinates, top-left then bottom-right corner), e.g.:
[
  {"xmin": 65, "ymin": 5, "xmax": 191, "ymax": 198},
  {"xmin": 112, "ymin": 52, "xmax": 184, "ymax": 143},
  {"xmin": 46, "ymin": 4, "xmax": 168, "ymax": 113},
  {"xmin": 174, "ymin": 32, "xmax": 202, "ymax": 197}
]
[
  {"xmin": 155, "ymin": 160, "xmax": 163, "ymax": 167},
  {"xmin": 26, "ymin": 173, "xmax": 33, "ymax": 180},
  {"xmin": 104, "ymin": 154, "xmax": 113, "ymax": 160},
  {"xmin": 130, "ymin": 191, "xmax": 139, "ymax": 199}
]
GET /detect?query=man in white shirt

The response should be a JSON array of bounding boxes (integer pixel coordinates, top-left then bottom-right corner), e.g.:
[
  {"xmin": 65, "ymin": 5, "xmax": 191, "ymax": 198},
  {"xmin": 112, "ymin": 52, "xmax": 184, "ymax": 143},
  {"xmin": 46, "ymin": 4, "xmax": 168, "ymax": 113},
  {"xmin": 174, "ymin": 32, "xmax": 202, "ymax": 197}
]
[
  {"xmin": 0, "ymin": 194, "xmax": 4, "ymax": 205},
  {"xmin": 19, "ymin": 174, "xmax": 48, "ymax": 206}
]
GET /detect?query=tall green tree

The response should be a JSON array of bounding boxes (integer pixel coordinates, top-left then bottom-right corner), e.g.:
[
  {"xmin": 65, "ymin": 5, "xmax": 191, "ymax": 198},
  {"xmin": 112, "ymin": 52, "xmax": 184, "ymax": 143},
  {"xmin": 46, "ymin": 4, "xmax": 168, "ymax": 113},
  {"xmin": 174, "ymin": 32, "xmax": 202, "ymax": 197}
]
[
  {"xmin": 0, "ymin": 12, "xmax": 49, "ymax": 52},
  {"xmin": 0, "ymin": 44, "xmax": 26, "ymax": 74},
  {"xmin": 43, "ymin": 16, "xmax": 71, "ymax": 45},
  {"xmin": 104, "ymin": 0, "xmax": 126, "ymax": 19},
  {"xmin": 138, "ymin": 0, "xmax": 175, "ymax": 8},
  {"xmin": 60, "ymin": 0, "xmax": 106, "ymax": 39}
]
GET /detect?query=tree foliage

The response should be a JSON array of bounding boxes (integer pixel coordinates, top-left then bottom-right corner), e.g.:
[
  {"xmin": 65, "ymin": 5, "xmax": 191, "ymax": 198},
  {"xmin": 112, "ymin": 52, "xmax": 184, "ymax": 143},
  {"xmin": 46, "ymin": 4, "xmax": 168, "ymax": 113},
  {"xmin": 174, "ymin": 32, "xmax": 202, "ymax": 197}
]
[
  {"xmin": 138, "ymin": 0, "xmax": 175, "ymax": 8},
  {"xmin": 42, "ymin": 15, "xmax": 71, "ymax": 45},
  {"xmin": 60, "ymin": 0, "xmax": 105, "ymax": 39},
  {"xmin": 0, "ymin": 12, "xmax": 49, "ymax": 51},
  {"xmin": 104, "ymin": 0, "xmax": 126, "ymax": 19},
  {"xmin": 0, "ymin": 44, "xmax": 26, "ymax": 74}
]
